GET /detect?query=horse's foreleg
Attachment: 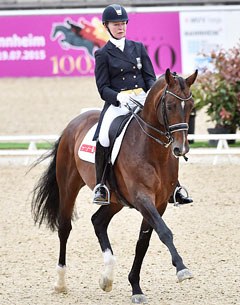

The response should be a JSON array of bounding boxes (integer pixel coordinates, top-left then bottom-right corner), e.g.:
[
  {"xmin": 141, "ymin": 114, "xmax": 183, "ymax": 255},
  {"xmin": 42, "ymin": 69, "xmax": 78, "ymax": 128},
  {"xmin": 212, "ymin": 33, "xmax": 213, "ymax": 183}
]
[
  {"xmin": 129, "ymin": 219, "xmax": 153, "ymax": 304},
  {"xmin": 99, "ymin": 248, "xmax": 116, "ymax": 292},
  {"xmin": 91, "ymin": 204, "xmax": 123, "ymax": 292},
  {"xmin": 138, "ymin": 197, "xmax": 193, "ymax": 283}
]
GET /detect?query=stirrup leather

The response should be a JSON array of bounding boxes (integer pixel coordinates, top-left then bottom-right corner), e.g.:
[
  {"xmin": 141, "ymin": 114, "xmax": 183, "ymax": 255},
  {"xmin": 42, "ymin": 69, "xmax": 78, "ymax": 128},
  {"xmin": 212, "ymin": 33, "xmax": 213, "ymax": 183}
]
[
  {"xmin": 172, "ymin": 186, "xmax": 189, "ymax": 206},
  {"xmin": 93, "ymin": 183, "xmax": 110, "ymax": 205}
]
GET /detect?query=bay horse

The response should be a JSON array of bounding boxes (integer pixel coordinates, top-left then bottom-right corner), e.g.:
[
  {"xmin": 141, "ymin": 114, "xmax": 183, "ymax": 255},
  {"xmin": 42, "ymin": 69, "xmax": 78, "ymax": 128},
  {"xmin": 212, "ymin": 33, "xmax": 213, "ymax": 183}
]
[{"xmin": 31, "ymin": 68, "xmax": 198, "ymax": 304}]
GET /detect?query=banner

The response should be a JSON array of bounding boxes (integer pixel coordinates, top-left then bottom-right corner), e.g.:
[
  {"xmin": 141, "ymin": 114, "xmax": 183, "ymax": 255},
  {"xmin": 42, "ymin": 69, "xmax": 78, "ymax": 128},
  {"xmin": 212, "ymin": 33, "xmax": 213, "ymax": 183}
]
[
  {"xmin": 180, "ymin": 9, "xmax": 240, "ymax": 74},
  {"xmin": 2, "ymin": 6, "xmax": 239, "ymax": 77},
  {"xmin": 0, "ymin": 11, "xmax": 181, "ymax": 77}
]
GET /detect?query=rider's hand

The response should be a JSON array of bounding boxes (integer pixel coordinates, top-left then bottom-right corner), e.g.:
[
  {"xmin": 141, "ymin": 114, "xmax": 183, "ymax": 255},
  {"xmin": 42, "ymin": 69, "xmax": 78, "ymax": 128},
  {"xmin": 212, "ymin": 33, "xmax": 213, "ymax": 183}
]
[{"xmin": 117, "ymin": 92, "xmax": 130, "ymax": 108}]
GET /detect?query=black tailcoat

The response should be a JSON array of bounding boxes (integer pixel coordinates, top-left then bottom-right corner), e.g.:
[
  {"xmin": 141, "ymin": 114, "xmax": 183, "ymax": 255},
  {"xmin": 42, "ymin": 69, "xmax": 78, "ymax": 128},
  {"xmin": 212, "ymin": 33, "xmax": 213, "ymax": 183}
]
[{"xmin": 93, "ymin": 39, "xmax": 156, "ymax": 140}]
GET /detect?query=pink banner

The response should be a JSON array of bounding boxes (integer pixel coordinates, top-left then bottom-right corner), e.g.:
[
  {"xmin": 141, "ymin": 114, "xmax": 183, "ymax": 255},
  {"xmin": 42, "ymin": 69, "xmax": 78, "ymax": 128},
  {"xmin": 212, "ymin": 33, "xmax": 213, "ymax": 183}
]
[{"xmin": 0, "ymin": 11, "xmax": 181, "ymax": 77}]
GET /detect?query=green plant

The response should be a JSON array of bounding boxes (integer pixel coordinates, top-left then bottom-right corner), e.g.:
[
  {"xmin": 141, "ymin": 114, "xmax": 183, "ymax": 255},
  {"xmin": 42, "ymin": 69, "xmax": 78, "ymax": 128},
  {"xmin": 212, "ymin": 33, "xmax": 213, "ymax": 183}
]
[{"xmin": 192, "ymin": 42, "xmax": 240, "ymax": 131}]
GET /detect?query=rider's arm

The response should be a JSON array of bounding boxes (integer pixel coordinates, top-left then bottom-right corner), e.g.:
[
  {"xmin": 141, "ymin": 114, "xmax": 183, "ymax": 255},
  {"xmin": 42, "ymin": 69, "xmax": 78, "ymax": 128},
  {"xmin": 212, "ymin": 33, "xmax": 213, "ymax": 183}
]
[{"xmin": 94, "ymin": 49, "xmax": 120, "ymax": 107}]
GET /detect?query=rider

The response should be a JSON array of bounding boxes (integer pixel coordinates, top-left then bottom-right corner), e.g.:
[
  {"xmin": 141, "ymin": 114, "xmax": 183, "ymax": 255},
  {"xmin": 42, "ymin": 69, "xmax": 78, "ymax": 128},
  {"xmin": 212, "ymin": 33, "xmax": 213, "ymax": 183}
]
[{"xmin": 93, "ymin": 4, "xmax": 193, "ymax": 206}]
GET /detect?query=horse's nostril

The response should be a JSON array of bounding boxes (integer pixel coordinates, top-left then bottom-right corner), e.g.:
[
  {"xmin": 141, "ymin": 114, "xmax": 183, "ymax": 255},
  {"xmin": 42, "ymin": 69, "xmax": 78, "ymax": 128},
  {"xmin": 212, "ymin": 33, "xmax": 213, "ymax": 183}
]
[{"xmin": 174, "ymin": 147, "xmax": 181, "ymax": 156}]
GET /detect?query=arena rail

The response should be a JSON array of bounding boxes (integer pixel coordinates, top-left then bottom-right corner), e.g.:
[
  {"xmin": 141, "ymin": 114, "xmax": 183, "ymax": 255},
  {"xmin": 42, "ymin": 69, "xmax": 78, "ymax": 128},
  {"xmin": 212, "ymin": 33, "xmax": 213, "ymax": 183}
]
[
  {"xmin": 187, "ymin": 134, "xmax": 240, "ymax": 165},
  {"xmin": 0, "ymin": 135, "xmax": 58, "ymax": 159},
  {"xmin": 0, "ymin": 133, "xmax": 239, "ymax": 165}
]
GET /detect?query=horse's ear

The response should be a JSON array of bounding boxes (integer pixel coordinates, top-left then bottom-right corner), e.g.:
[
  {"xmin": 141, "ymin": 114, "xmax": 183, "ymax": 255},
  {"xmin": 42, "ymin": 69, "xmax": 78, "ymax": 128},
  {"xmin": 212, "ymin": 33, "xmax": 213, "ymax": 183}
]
[
  {"xmin": 185, "ymin": 69, "xmax": 198, "ymax": 87},
  {"xmin": 165, "ymin": 68, "xmax": 175, "ymax": 86}
]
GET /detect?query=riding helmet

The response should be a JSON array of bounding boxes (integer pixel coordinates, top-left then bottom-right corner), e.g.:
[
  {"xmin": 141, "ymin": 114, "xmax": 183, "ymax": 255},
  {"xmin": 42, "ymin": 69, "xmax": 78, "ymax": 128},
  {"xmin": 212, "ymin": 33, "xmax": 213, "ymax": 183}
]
[{"xmin": 102, "ymin": 4, "xmax": 128, "ymax": 24}]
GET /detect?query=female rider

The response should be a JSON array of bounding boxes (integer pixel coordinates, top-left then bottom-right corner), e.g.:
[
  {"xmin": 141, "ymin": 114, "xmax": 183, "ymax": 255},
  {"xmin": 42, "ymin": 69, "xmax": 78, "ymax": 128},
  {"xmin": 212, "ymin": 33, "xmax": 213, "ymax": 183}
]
[{"xmin": 93, "ymin": 4, "xmax": 193, "ymax": 206}]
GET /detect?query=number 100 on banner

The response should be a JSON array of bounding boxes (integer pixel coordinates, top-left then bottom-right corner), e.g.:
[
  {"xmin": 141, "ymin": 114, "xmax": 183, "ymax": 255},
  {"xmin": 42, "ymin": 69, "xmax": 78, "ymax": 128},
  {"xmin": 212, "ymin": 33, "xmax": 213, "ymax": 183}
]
[{"xmin": 50, "ymin": 55, "xmax": 95, "ymax": 76}]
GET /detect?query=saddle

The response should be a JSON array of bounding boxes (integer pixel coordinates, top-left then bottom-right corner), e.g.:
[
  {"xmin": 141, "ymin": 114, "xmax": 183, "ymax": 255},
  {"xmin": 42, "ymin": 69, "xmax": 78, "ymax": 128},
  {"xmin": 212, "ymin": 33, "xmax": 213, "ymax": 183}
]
[
  {"xmin": 78, "ymin": 110, "xmax": 135, "ymax": 165},
  {"xmin": 108, "ymin": 112, "xmax": 132, "ymax": 156}
]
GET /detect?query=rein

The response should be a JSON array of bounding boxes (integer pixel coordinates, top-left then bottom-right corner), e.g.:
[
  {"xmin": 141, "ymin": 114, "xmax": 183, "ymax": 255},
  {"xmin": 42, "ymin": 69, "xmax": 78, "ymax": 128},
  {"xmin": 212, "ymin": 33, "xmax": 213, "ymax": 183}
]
[
  {"xmin": 129, "ymin": 108, "xmax": 173, "ymax": 147},
  {"xmin": 128, "ymin": 88, "xmax": 192, "ymax": 147}
]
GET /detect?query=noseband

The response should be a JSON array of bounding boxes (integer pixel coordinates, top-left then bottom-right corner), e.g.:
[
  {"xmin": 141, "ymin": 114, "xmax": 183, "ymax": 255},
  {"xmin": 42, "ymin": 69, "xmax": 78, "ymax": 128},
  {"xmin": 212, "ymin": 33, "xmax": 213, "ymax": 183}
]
[{"xmin": 129, "ymin": 87, "xmax": 192, "ymax": 147}]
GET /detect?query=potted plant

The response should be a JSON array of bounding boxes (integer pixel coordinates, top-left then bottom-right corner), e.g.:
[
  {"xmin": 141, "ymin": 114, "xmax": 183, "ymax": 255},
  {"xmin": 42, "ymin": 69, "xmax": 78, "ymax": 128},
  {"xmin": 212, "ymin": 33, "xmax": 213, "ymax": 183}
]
[{"xmin": 192, "ymin": 42, "xmax": 240, "ymax": 144}]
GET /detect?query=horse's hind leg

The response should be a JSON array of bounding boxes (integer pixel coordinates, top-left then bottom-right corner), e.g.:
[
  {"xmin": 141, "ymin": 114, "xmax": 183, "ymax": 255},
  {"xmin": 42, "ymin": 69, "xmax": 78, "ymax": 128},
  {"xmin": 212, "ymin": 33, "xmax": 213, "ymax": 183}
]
[
  {"xmin": 128, "ymin": 219, "xmax": 153, "ymax": 304},
  {"xmin": 91, "ymin": 204, "xmax": 123, "ymax": 292},
  {"xmin": 54, "ymin": 163, "xmax": 84, "ymax": 293}
]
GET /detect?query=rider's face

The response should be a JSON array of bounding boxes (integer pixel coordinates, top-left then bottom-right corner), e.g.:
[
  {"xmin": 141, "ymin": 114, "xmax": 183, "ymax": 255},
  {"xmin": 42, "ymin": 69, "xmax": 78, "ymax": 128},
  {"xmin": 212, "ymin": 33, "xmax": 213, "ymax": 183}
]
[{"xmin": 107, "ymin": 21, "xmax": 127, "ymax": 39}]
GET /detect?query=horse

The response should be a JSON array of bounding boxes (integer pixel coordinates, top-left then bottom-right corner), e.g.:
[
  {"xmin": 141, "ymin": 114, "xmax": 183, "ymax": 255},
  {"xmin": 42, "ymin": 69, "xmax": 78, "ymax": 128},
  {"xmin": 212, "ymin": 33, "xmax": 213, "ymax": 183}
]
[
  {"xmin": 31, "ymin": 68, "xmax": 198, "ymax": 304},
  {"xmin": 51, "ymin": 24, "xmax": 95, "ymax": 55}
]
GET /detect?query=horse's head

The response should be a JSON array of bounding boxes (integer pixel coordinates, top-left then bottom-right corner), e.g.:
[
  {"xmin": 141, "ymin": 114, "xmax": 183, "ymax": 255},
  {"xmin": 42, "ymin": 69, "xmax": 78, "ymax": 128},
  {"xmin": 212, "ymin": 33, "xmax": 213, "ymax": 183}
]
[{"xmin": 144, "ymin": 68, "xmax": 198, "ymax": 158}]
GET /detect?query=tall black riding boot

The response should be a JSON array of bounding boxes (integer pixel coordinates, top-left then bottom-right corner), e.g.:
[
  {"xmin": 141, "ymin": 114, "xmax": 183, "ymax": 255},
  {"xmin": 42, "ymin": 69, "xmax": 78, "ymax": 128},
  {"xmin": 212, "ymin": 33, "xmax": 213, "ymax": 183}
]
[{"xmin": 93, "ymin": 141, "xmax": 110, "ymax": 205}]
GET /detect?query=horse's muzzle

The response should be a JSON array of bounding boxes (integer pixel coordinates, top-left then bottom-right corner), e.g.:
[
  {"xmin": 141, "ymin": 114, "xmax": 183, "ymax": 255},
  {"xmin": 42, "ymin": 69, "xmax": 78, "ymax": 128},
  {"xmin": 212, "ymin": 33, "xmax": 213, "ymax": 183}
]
[{"xmin": 172, "ymin": 142, "xmax": 189, "ymax": 158}]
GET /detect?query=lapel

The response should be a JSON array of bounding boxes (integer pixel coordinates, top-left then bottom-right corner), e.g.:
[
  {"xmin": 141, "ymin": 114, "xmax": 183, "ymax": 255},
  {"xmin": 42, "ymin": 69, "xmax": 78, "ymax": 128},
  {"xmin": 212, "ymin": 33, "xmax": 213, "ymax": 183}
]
[{"xmin": 106, "ymin": 40, "xmax": 137, "ymax": 65}]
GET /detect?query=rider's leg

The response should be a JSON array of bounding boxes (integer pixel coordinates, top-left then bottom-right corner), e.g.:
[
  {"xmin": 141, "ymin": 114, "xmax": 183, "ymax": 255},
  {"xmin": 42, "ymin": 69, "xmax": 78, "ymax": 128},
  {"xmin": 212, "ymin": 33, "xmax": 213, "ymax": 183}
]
[
  {"xmin": 93, "ymin": 141, "xmax": 109, "ymax": 204},
  {"xmin": 169, "ymin": 181, "xmax": 193, "ymax": 205},
  {"xmin": 93, "ymin": 105, "xmax": 127, "ymax": 204},
  {"xmin": 93, "ymin": 104, "xmax": 131, "ymax": 204},
  {"xmin": 175, "ymin": 181, "xmax": 193, "ymax": 204}
]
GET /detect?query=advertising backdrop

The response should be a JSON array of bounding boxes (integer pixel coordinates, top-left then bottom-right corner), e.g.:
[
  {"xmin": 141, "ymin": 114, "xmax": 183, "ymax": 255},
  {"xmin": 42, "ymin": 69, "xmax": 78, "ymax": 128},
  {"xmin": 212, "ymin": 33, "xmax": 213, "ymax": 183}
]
[
  {"xmin": 0, "ymin": 11, "xmax": 180, "ymax": 77},
  {"xmin": 0, "ymin": 6, "xmax": 240, "ymax": 77},
  {"xmin": 180, "ymin": 9, "xmax": 240, "ymax": 74}
]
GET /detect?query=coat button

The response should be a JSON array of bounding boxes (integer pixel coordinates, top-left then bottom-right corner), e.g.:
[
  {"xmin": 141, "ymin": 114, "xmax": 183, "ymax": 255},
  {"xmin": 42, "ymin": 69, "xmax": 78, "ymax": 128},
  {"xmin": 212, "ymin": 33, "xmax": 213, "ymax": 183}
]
[
  {"xmin": 122, "ymin": 77, "xmax": 125, "ymax": 80},
  {"xmin": 121, "ymin": 69, "xmax": 123, "ymax": 72},
  {"xmin": 133, "ymin": 66, "xmax": 136, "ymax": 69},
  {"xmin": 135, "ymin": 85, "xmax": 138, "ymax": 88},
  {"xmin": 133, "ymin": 75, "xmax": 136, "ymax": 78}
]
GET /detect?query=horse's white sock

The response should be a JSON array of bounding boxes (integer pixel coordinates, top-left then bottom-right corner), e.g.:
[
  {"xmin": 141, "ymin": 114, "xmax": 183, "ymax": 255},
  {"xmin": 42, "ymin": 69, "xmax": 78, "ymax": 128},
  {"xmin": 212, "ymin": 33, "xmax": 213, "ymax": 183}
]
[
  {"xmin": 54, "ymin": 265, "xmax": 67, "ymax": 292},
  {"xmin": 102, "ymin": 248, "xmax": 116, "ymax": 281}
]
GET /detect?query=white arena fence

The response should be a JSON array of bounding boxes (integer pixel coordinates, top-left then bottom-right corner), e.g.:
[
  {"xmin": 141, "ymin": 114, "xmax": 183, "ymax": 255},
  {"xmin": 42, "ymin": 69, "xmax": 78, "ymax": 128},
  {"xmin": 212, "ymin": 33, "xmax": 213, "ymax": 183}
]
[
  {"xmin": 187, "ymin": 134, "xmax": 240, "ymax": 165},
  {"xmin": 0, "ymin": 133, "xmax": 240, "ymax": 165},
  {"xmin": 0, "ymin": 134, "xmax": 59, "ymax": 156}
]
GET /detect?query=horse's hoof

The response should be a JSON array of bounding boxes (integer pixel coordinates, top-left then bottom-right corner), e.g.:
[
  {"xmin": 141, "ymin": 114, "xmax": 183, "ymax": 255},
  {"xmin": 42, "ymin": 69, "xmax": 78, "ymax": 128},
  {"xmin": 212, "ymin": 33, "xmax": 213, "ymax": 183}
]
[
  {"xmin": 99, "ymin": 276, "xmax": 113, "ymax": 292},
  {"xmin": 132, "ymin": 294, "xmax": 148, "ymax": 304},
  {"xmin": 177, "ymin": 268, "xmax": 194, "ymax": 282},
  {"xmin": 54, "ymin": 284, "xmax": 68, "ymax": 293}
]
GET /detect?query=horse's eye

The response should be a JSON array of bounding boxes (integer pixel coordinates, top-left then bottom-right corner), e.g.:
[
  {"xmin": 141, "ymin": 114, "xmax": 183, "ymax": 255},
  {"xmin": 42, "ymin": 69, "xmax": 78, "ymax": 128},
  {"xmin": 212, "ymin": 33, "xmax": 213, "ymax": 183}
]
[{"xmin": 167, "ymin": 102, "xmax": 175, "ymax": 111}]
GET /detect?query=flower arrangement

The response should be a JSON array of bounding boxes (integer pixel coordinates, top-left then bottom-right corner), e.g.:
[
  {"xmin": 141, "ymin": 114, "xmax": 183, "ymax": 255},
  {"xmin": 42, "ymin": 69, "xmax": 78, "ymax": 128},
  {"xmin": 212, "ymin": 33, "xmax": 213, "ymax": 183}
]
[{"xmin": 192, "ymin": 42, "xmax": 240, "ymax": 132}]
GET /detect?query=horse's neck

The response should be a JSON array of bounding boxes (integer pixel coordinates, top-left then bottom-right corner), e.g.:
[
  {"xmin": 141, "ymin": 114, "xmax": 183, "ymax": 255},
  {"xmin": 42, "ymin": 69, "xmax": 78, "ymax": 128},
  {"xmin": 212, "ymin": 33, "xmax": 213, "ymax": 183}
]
[
  {"xmin": 124, "ymin": 119, "xmax": 179, "ymax": 184},
  {"xmin": 142, "ymin": 83, "xmax": 165, "ymax": 124},
  {"xmin": 141, "ymin": 109, "xmax": 159, "ymax": 128},
  {"xmin": 140, "ymin": 92, "xmax": 165, "ymax": 137},
  {"xmin": 137, "ymin": 131, "xmax": 179, "ymax": 180},
  {"xmin": 130, "ymin": 118, "xmax": 171, "ymax": 161},
  {"xmin": 56, "ymin": 25, "xmax": 68, "ymax": 33}
]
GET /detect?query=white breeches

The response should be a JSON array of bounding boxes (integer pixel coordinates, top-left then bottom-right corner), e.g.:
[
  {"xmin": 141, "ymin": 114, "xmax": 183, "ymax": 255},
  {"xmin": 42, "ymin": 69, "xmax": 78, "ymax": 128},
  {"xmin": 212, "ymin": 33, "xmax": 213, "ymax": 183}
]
[{"xmin": 98, "ymin": 91, "xmax": 147, "ymax": 147}]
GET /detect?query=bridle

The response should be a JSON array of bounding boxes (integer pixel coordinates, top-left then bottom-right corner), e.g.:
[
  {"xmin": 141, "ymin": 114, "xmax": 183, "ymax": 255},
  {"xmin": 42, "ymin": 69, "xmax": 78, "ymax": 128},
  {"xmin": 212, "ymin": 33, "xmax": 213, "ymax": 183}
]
[{"xmin": 128, "ymin": 86, "xmax": 192, "ymax": 148}]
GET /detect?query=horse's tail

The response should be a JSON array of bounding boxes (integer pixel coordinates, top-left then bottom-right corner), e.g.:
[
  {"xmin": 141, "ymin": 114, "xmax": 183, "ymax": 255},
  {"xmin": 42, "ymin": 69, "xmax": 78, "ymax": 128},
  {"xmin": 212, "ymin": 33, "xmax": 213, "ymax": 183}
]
[{"xmin": 31, "ymin": 136, "xmax": 61, "ymax": 232}]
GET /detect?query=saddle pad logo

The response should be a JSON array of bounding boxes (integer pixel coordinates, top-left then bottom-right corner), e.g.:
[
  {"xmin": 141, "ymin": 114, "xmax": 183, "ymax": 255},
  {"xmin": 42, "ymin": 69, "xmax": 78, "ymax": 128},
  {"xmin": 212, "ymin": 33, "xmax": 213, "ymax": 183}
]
[{"xmin": 80, "ymin": 144, "xmax": 96, "ymax": 153}]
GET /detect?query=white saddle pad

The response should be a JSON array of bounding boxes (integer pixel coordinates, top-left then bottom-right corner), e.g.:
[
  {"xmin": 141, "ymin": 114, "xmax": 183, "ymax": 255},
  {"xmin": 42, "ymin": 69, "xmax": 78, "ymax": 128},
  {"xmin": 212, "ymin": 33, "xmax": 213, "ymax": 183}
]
[{"xmin": 78, "ymin": 116, "xmax": 133, "ymax": 164}]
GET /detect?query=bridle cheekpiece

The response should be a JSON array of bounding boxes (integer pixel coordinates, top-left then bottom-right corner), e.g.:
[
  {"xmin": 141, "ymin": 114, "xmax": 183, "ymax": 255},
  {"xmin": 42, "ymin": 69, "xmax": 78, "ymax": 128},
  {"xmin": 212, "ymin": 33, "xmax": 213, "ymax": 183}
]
[{"xmin": 128, "ymin": 85, "xmax": 192, "ymax": 148}]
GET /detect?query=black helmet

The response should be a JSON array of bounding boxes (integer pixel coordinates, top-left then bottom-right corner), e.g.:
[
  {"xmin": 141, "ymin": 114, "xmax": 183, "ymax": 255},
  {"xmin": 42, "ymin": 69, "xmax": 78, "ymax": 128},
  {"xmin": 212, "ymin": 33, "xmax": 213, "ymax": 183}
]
[{"xmin": 102, "ymin": 4, "xmax": 128, "ymax": 24}]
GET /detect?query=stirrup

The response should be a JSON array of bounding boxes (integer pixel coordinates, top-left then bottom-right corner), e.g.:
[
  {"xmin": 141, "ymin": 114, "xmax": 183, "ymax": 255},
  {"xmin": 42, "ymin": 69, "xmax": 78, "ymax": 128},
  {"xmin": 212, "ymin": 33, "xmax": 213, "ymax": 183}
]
[
  {"xmin": 172, "ymin": 186, "xmax": 189, "ymax": 206},
  {"xmin": 93, "ymin": 183, "xmax": 110, "ymax": 205}
]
